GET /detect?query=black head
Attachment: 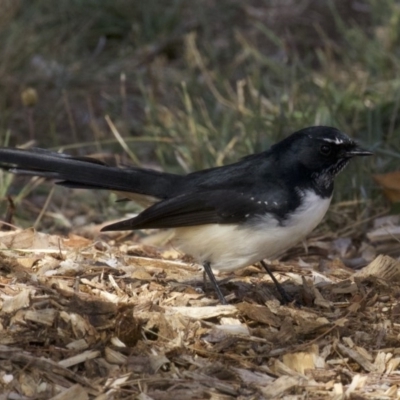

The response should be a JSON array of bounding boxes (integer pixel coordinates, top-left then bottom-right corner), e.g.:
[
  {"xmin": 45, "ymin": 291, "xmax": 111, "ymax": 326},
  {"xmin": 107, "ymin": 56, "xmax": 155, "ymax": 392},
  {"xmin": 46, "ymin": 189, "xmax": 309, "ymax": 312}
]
[{"xmin": 272, "ymin": 126, "xmax": 372, "ymax": 196}]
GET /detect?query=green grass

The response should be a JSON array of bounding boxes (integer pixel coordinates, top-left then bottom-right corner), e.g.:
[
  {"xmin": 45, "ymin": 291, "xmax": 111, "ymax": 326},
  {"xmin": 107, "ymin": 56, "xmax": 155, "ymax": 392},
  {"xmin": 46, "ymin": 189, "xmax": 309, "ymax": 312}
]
[{"xmin": 0, "ymin": 0, "xmax": 399, "ymax": 230}]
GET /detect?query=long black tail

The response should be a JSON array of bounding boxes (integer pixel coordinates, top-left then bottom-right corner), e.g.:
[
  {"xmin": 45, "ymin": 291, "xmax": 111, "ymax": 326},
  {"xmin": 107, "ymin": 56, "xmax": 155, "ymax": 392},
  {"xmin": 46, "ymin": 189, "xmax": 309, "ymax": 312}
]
[{"xmin": 0, "ymin": 147, "xmax": 182, "ymax": 200}]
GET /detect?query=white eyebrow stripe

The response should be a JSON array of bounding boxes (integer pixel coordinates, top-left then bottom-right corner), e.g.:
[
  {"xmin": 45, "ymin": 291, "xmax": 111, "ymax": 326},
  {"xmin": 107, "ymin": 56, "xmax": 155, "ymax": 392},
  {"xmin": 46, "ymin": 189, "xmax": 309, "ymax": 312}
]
[{"xmin": 322, "ymin": 137, "xmax": 344, "ymax": 144}]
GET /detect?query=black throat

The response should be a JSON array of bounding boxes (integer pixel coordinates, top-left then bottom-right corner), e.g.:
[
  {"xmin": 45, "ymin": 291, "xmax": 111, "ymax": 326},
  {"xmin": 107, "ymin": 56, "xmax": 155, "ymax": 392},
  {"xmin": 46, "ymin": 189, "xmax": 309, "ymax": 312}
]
[{"xmin": 310, "ymin": 158, "xmax": 350, "ymax": 198}]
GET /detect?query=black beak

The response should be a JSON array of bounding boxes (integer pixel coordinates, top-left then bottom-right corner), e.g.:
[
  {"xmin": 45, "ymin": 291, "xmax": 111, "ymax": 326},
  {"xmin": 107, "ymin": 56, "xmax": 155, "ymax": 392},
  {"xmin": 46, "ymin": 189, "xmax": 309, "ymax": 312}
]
[{"xmin": 345, "ymin": 145, "xmax": 373, "ymax": 157}]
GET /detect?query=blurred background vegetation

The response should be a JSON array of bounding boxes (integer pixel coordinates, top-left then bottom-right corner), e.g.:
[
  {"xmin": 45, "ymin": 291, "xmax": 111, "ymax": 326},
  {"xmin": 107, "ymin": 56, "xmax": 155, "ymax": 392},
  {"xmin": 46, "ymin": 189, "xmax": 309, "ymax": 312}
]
[{"xmin": 0, "ymin": 0, "xmax": 399, "ymax": 231}]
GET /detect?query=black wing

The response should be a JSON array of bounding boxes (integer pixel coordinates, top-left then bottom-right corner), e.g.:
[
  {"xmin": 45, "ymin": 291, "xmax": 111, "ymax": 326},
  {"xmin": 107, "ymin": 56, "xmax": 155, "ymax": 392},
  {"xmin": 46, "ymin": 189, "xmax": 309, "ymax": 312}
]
[{"xmin": 101, "ymin": 187, "xmax": 296, "ymax": 231}]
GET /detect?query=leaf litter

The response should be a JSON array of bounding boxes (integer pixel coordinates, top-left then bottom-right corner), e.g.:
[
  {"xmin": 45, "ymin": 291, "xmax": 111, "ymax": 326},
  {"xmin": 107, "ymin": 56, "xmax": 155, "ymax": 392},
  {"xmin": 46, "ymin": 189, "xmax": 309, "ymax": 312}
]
[{"xmin": 0, "ymin": 222, "xmax": 399, "ymax": 399}]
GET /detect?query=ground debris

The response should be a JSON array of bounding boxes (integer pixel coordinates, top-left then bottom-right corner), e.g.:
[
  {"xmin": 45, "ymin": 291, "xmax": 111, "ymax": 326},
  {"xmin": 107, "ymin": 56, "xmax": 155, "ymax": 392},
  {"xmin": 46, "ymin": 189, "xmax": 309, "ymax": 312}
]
[{"xmin": 0, "ymin": 228, "xmax": 400, "ymax": 398}]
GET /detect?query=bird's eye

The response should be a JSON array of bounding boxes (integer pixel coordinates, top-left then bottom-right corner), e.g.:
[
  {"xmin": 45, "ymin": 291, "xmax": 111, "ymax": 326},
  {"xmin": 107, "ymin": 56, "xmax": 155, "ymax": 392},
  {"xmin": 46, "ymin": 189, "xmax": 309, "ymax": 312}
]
[{"xmin": 320, "ymin": 144, "xmax": 331, "ymax": 156}]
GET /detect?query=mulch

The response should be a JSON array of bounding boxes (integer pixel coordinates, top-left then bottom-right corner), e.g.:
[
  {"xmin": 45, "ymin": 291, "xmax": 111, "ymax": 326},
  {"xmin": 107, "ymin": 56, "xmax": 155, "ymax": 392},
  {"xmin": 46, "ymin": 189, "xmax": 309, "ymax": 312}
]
[{"xmin": 0, "ymin": 217, "xmax": 399, "ymax": 399}]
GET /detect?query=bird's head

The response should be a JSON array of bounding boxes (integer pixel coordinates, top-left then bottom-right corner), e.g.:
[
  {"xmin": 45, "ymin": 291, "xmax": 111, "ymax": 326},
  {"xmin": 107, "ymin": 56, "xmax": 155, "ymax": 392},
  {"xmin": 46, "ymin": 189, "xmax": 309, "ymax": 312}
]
[{"xmin": 272, "ymin": 126, "xmax": 372, "ymax": 194}]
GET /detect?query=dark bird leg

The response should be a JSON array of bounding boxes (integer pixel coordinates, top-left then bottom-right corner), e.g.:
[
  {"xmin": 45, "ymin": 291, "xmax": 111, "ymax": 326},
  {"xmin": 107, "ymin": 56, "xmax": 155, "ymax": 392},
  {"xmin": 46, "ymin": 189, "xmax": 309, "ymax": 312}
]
[
  {"xmin": 260, "ymin": 260, "xmax": 293, "ymax": 304},
  {"xmin": 203, "ymin": 261, "xmax": 227, "ymax": 305}
]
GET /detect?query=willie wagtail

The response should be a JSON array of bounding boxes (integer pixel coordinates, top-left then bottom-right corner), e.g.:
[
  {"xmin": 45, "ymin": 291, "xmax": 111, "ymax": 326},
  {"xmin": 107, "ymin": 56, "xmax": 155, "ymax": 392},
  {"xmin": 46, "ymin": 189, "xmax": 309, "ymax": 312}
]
[{"xmin": 0, "ymin": 126, "xmax": 372, "ymax": 304}]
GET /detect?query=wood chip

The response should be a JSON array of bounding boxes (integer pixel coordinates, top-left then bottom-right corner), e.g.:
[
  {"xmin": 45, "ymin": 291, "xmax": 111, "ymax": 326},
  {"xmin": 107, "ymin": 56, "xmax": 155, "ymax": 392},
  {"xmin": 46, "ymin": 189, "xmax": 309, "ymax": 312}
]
[
  {"xmin": 104, "ymin": 347, "xmax": 128, "ymax": 365},
  {"xmin": 49, "ymin": 384, "xmax": 89, "ymax": 400},
  {"xmin": 25, "ymin": 309, "xmax": 57, "ymax": 326},
  {"xmin": 2, "ymin": 289, "xmax": 31, "ymax": 313},
  {"xmin": 367, "ymin": 225, "xmax": 400, "ymax": 243},
  {"xmin": 236, "ymin": 302, "xmax": 281, "ymax": 327},
  {"xmin": 261, "ymin": 376, "xmax": 305, "ymax": 398},
  {"xmin": 1, "ymin": 226, "xmax": 400, "ymax": 399},
  {"xmin": 58, "ymin": 350, "xmax": 101, "ymax": 368},
  {"xmin": 354, "ymin": 255, "xmax": 400, "ymax": 281},
  {"xmin": 344, "ymin": 374, "xmax": 367, "ymax": 397},
  {"xmin": 66, "ymin": 339, "xmax": 89, "ymax": 351},
  {"xmin": 165, "ymin": 306, "xmax": 237, "ymax": 319},
  {"xmin": 282, "ymin": 345, "xmax": 324, "ymax": 374},
  {"xmin": 337, "ymin": 343, "xmax": 376, "ymax": 372},
  {"xmin": 232, "ymin": 367, "xmax": 274, "ymax": 386}
]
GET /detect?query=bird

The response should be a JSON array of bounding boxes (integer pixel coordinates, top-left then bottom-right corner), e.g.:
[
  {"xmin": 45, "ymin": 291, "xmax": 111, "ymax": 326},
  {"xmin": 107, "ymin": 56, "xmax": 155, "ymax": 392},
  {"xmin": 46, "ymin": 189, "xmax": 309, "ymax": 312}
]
[{"xmin": 0, "ymin": 126, "xmax": 372, "ymax": 304}]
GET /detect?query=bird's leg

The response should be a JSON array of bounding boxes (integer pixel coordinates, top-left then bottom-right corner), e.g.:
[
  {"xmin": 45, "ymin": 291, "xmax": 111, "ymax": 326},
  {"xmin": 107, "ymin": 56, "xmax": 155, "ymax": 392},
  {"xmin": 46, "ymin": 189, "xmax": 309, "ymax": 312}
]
[
  {"xmin": 260, "ymin": 260, "xmax": 293, "ymax": 304},
  {"xmin": 203, "ymin": 261, "xmax": 228, "ymax": 305}
]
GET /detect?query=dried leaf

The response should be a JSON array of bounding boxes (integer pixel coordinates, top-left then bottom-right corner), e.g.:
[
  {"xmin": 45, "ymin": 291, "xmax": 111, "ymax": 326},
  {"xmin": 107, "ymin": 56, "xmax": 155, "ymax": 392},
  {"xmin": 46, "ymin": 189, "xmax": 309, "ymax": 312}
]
[{"xmin": 373, "ymin": 171, "xmax": 400, "ymax": 202}]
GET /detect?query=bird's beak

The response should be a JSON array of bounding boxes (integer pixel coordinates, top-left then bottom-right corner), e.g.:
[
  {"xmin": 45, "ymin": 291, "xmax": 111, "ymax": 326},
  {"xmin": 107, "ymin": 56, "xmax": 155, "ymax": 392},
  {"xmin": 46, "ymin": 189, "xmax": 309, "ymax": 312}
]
[{"xmin": 345, "ymin": 145, "xmax": 373, "ymax": 157}]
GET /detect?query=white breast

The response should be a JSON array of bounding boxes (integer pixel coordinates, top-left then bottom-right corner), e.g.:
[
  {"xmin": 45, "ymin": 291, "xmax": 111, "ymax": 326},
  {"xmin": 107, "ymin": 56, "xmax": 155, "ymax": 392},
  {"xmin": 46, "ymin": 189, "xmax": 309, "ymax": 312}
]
[{"xmin": 172, "ymin": 190, "xmax": 331, "ymax": 272}]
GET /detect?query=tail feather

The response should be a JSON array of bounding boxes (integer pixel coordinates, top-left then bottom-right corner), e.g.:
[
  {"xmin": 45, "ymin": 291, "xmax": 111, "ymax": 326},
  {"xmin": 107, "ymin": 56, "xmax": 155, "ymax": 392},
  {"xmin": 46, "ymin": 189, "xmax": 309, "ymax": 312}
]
[{"xmin": 0, "ymin": 147, "xmax": 182, "ymax": 199}]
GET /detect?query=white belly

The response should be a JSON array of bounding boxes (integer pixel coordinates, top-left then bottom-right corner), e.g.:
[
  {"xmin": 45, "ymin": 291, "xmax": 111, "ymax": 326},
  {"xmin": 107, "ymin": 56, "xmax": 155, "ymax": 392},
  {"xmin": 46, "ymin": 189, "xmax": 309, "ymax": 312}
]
[{"xmin": 172, "ymin": 191, "xmax": 331, "ymax": 272}]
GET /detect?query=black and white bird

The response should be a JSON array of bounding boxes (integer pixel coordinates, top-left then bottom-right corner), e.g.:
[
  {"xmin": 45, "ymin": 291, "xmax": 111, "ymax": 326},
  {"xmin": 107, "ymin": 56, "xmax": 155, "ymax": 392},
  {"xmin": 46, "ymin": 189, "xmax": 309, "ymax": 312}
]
[{"xmin": 0, "ymin": 126, "xmax": 372, "ymax": 303}]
